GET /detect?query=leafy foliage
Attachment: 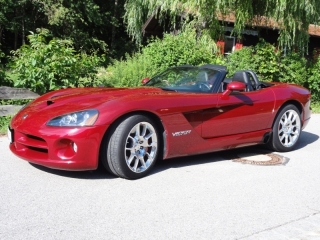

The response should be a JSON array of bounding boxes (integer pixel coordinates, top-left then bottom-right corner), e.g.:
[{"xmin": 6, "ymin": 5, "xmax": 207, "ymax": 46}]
[
  {"xmin": 308, "ymin": 58, "xmax": 320, "ymax": 101},
  {"xmin": 0, "ymin": 99, "xmax": 31, "ymax": 106},
  {"xmin": 10, "ymin": 29, "xmax": 102, "ymax": 94},
  {"xmin": 253, "ymin": 41, "xmax": 280, "ymax": 81},
  {"xmin": 0, "ymin": 47, "xmax": 7, "ymax": 85},
  {"xmin": 0, "ymin": 0, "xmax": 135, "ymax": 59},
  {"xmin": 0, "ymin": 115, "xmax": 12, "ymax": 135},
  {"xmin": 105, "ymin": 53, "xmax": 154, "ymax": 87},
  {"xmin": 226, "ymin": 40, "xmax": 280, "ymax": 81},
  {"xmin": 226, "ymin": 47, "xmax": 256, "ymax": 77},
  {"xmin": 278, "ymin": 52, "xmax": 307, "ymax": 86},
  {"xmin": 124, "ymin": 0, "xmax": 320, "ymax": 52},
  {"xmin": 103, "ymin": 28, "xmax": 224, "ymax": 87},
  {"xmin": 143, "ymin": 28, "xmax": 219, "ymax": 70},
  {"xmin": 227, "ymin": 40, "xmax": 310, "ymax": 89}
]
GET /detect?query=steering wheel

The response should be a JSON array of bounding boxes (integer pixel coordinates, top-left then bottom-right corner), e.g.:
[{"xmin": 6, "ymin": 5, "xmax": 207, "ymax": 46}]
[
  {"xmin": 196, "ymin": 82, "xmax": 211, "ymax": 92},
  {"xmin": 162, "ymin": 80, "xmax": 170, "ymax": 86}
]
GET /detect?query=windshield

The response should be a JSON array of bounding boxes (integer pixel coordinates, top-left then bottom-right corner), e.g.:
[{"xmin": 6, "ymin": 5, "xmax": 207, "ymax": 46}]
[{"xmin": 145, "ymin": 67, "xmax": 220, "ymax": 93}]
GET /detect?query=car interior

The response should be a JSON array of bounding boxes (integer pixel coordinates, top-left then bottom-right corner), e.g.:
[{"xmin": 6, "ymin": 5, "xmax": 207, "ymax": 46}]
[{"xmin": 219, "ymin": 70, "xmax": 273, "ymax": 93}]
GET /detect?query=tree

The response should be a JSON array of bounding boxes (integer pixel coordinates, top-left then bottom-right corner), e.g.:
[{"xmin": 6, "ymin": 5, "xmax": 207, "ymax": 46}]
[
  {"xmin": 0, "ymin": 0, "xmax": 46, "ymax": 51},
  {"xmin": 124, "ymin": 0, "xmax": 320, "ymax": 52},
  {"xmin": 0, "ymin": 0, "xmax": 134, "ymax": 59}
]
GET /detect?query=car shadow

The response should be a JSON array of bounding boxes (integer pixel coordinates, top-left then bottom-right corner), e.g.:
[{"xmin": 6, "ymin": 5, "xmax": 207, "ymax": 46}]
[
  {"xmin": 29, "ymin": 162, "xmax": 117, "ymax": 180},
  {"xmin": 150, "ymin": 130, "xmax": 319, "ymax": 176},
  {"xmin": 293, "ymin": 131, "xmax": 319, "ymax": 150},
  {"xmin": 29, "ymin": 130, "xmax": 319, "ymax": 180},
  {"xmin": 150, "ymin": 146, "xmax": 268, "ymax": 176}
]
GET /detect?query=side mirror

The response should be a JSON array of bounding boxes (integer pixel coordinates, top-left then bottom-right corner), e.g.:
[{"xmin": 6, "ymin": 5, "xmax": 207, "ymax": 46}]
[
  {"xmin": 141, "ymin": 77, "xmax": 150, "ymax": 85},
  {"xmin": 222, "ymin": 81, "xmax": 246, "ymax": 97}
]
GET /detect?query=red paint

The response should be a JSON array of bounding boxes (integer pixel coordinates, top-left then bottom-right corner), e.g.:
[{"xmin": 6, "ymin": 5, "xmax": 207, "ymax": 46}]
[
  {"xmin": 141, "ymin": 77, "xmax": 150, "ymax": 84},
  {"xmin": 9, "ymin": 81, "xmax": 311, "ymax": 171}
]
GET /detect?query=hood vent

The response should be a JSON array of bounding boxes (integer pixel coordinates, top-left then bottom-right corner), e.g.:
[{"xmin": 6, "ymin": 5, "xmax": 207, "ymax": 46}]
[{"xmin": 47, "ymin": 100, "xmax": 55, "ymax": 106}]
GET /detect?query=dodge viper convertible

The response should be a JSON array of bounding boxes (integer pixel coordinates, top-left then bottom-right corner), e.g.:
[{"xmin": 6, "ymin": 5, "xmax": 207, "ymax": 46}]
[{"xmin": 8, "ymin": 64, "xmax": 311, "ymax": 179}]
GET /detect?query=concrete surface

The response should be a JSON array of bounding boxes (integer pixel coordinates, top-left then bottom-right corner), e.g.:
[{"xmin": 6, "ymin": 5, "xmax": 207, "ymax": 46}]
[{"xmin": 1, "ymin": 115, "xmax": 320, "ymax": 240}]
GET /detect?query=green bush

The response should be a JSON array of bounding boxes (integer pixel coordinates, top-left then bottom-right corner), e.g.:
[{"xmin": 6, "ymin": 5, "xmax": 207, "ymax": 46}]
[
  {"xmin": 226, "ymin": 41, "xmax": 320, "ymax": 103},
  {"xmin": 0, "ymin": 115, "xmax": 12, "ymax": 135},
  {"xmin": 253, "ymin": 41, "xmax": 280, "ymax": 81},
  {"xmin": 226, "ymin": 46, "xmax": 256, "ymax": 77},
  {"xmin": 103, "ymin": 28, "xmax": 224, "ymax": 87},
  {"xmin": 226, "ymin": 40, "xmax": 280, "ymax": 81},
  {"xmin": 226, "ymin": 40, "xmax": 310, "ymax": 85},
  {"xmin": 0, "ymin": 46, "xmax": 12, "ymax": 86},
  {"xmin": 106, "ymin": 53, "xmax": 155, "ymax": 87},
  {"xmin": 278, "ymin": 52, "xmax": 307, "ymax": 86},
  {"xmin": 143, "ymin": 28, "xmax": 220, "ymax": 70},
  {"xmin": 308, "ymin": 58, "xmax": 320, "ymax": 101},
  {"xmin": 10, "ymin": 29, "xmax": 102, "ymax": 95}
]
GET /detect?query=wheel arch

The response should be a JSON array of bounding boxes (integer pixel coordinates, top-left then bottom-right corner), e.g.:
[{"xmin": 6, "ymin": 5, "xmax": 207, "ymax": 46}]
[
  {"xmin": 99, "ymin": 110, "xmax": 166, "ymax": 164},
  {"xmin": 272, "ymin": 100, "xmax": 303, "ymax": 127},
  {"xmin": 267, "ymin": 100, "xmax": 303, "ymax": 152}
]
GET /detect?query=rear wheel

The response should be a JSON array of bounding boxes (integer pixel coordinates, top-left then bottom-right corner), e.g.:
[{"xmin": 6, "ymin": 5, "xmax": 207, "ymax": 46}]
[
  {"xmin": 268, "ymin": 104, "xmax": 301, "ymax": 152},
  {"xmin": 102, "ymin": 115, "xmax": 159, "ymax": 179}
]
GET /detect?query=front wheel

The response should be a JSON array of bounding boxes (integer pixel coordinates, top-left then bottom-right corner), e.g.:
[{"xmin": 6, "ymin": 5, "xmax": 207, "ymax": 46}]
[
  {"xmin": 268, "ymin": 104, "xmax": 301, "ymax": 152},
  {"xmin": 102, "ymin": 115, "xmax": 160, "ymax": 179}
]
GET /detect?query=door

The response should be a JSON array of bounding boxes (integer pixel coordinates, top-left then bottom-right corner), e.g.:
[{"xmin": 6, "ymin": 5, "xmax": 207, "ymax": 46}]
[{"xmin": 201, "ymin": 89, "xmax": 275, "ymax": 138}]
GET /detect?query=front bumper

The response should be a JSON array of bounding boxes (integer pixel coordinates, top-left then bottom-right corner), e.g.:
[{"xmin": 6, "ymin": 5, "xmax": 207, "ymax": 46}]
[{"xmin": 9, "ymin": 124, "xmax": 109, "ymax": 171}]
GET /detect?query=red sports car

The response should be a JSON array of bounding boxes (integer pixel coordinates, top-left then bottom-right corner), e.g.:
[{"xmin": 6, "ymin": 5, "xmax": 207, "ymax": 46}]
[{"xmin": 8, "ymin": 65, "xmax": 311, "ymax": 179}]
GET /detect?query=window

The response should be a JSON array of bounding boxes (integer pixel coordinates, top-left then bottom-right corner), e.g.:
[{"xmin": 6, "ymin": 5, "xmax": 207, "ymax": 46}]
[{"xmin": 224, "ymin": 36, "xmax": 236, "ymax": 54}]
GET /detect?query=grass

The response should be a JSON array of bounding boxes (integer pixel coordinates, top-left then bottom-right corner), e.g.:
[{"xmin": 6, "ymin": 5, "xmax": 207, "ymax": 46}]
[
  {"xmin": 0, "ymin": 116, "xmax": 12, "ymax": 136},
  {"xmin": 311, "ymin": 101, "xmax": 320, "ymax": 113}
]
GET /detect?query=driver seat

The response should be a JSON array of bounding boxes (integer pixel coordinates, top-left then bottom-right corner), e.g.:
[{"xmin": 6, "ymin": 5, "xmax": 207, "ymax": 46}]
[
  {"xmin": 232, "ymin": 71, "xmax": 253, "ymax": 91},
  {"xmin": 196, "ymin": 71, "xmax": 208, "ymax": 83}
]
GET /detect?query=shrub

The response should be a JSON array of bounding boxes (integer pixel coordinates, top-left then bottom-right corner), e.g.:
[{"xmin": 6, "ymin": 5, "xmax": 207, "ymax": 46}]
[
  {"xmin": 10, "ymin": 29, "xmax": 102, "ymax": 95},
  {"xmin": 103, "ymin": 28, "xmax": 224, "ymax": 87},
  {"xmin": 106, "ymin": 53, "xmax": 155, "ymax": 87},
  {"xmin": 226, "ymin": 40, "xmax": 280, "ymax": 81},
  {"xmin": 308, "ymin": 58, "xmax": 320, "ymax": 101},
  {"xmin": 278, "ymin": 52, "xmax": 307, "ymax": 86},
  {"xmin": 226, "ymin": 46, "xmax": 256, "ymax": 77},
  {"xmin": 0, "ymin": 115, "xmax": 12, "ymax": 135},
  {"xmin": 0, "ymin": 46, "xmax": 12, "ymax": 86},
  {"xmin": 143, "ymin": 28, "xmax": 219, "ymax": 70},
  {"xmin": 253, "ymin": 40, "xmax": 280, "ymax": 81}
]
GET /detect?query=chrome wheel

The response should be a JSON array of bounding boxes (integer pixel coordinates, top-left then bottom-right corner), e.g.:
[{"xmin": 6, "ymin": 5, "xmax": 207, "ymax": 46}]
[
  {"xmin": 277, "ymin": 109, "xmax": 301, "ymax": 148},
  {"xmin": 125, "ymin": 122, "xmax": 158, "ymax": 173}
]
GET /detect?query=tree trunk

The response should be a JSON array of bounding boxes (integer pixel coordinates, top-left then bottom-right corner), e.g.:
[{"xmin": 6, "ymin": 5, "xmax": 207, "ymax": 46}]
[
  {"xmin": 111, "ymin": 0, "xmax": 118, "ymax": 51},
  {"xmin": 14, "ymin": 31, "xmax": 18, "ymax": 50},
  {"xmin": 0, "ymin": 26, "xmax": 3, "ymax": 45},
  {"xmin": 21, "ymin": 2, "xmax": 26, "ymax": 45},
  {"xmin": 22, "ymin": 19, "xmax": 25, "ymax": 45}
]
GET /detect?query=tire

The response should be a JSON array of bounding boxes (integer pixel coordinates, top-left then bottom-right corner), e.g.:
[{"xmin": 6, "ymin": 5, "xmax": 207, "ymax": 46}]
[
  {"xmin": 102, "ymin": 115, "xmax": 160, "ymax": 179},
  {"xmin": 268, "ymin": 104, "xmax": 301, "ymax": 152}
]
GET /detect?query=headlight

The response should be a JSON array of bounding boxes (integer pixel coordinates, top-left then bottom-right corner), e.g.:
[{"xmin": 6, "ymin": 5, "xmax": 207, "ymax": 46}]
[{"xmin": 47, "ymin": 109, "xmax": 99, "ymax": 127}]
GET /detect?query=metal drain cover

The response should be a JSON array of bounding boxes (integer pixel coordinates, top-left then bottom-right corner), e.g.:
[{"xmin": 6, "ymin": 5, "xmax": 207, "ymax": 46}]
[{"xmin": 232, "ymin": 152, "xmax": 289, "ymax": 165}]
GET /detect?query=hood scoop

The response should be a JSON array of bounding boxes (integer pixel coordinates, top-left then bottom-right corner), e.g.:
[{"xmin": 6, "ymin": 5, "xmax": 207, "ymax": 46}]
[{"xmin": 47, "ymin": 100, "xmax": 55, "ymax": 106}]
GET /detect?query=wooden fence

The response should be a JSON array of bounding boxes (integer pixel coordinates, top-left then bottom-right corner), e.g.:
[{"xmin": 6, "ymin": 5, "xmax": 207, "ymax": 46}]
[{"xmin": 0, "ymin": 86, "xmax": 39, "ymax": 117}]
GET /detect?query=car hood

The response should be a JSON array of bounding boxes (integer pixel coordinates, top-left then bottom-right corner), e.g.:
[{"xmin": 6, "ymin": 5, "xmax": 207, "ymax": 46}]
[{"xmin": 11, "ymin": 87, "xmax": 164, "ymax": 128}]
